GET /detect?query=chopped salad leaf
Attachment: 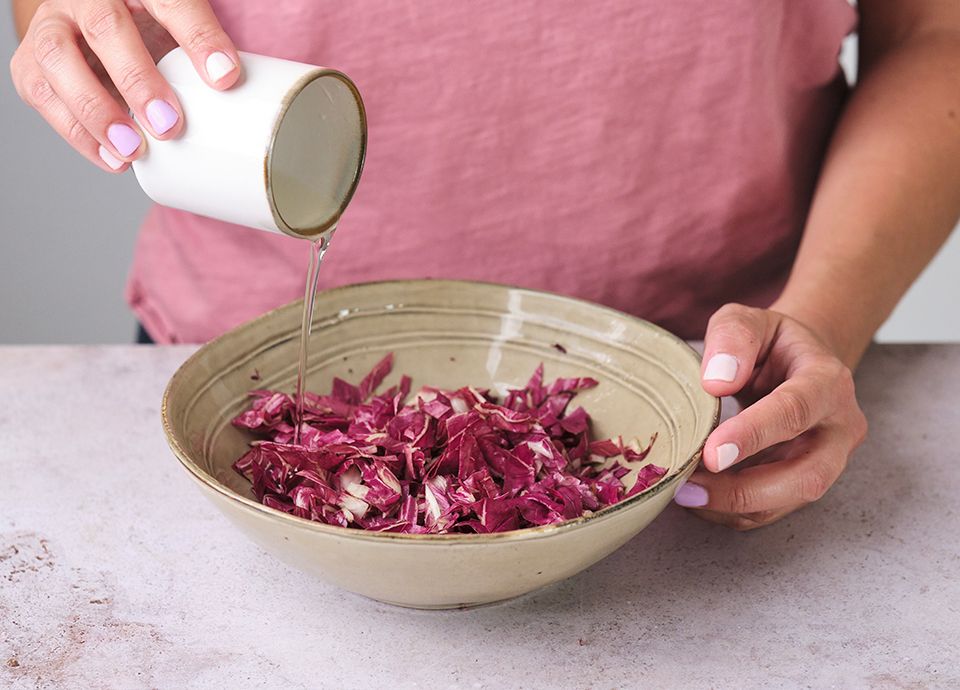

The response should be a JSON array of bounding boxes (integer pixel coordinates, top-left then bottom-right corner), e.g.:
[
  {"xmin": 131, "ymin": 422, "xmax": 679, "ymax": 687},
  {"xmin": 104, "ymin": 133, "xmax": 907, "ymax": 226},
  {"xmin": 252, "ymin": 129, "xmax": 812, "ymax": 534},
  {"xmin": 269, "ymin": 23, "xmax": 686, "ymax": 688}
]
[{"xmin": 232, "ymin": 354, "xmax": 665, "ymax": 533}]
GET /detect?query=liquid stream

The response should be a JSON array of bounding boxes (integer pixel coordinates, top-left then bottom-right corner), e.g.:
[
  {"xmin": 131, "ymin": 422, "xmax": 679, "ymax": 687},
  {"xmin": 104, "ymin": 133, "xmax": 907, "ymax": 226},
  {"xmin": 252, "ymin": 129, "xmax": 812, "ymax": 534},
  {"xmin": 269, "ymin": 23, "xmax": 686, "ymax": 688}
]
[{"xmin": 293, "ymin": 234, "xmax": 331, "ymax": 445}]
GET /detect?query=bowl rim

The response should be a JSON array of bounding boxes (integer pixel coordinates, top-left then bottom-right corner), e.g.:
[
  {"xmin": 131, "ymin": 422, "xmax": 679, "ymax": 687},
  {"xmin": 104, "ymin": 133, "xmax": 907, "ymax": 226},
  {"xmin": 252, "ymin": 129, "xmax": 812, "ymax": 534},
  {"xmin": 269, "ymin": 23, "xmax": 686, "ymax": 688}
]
[{"xmin": 162, "ymin": 278, "xmax": 721, "ymax": 544}]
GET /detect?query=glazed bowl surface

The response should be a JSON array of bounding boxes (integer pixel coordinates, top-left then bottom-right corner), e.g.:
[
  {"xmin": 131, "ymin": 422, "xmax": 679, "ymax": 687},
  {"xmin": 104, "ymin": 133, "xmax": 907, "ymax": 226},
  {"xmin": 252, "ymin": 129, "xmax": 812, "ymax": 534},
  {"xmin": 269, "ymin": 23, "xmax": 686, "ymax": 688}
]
[{"xmin": 162, "ymin": 280, "xmax": 719, "ymax": 608}]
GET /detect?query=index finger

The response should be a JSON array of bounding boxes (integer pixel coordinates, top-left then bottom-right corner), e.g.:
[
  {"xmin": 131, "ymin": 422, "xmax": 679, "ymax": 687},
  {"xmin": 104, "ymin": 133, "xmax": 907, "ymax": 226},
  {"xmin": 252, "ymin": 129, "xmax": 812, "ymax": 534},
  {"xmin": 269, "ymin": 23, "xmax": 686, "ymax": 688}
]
[
  {"xmin": 142, "ymin": 0, "xmax": 240, "ymax": 88},
  {"xmin": 75, "ymin": 1, "xmax": 185, "ymax": 139},
  {"xmin": 677, "ymin": 428, "xmax": 848, "ymax": 515},
  {"xmin": 703, "ymin": 364, "xmax": 843, "ymax": 472},
  {"xmin": 701, "ymin": 304, "xmax": 776, "ymax": 398}
]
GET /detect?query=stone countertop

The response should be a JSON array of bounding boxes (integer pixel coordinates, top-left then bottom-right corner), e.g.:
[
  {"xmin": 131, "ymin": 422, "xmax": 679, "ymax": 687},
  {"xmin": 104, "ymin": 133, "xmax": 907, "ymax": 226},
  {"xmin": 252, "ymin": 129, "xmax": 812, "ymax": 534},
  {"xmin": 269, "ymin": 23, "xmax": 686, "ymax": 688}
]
[{"xmin": 0, "ymin": 344, "xmax": 958, "ymax": 689}]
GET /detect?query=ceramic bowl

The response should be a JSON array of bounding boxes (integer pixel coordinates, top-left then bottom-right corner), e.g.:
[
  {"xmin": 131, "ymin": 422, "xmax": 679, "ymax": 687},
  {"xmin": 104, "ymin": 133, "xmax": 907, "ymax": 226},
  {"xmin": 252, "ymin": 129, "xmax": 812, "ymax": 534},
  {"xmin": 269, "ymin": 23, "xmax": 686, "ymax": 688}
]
[{"xmin": 162, "ymin": 280, "xmax": 718, "ymax": 608}]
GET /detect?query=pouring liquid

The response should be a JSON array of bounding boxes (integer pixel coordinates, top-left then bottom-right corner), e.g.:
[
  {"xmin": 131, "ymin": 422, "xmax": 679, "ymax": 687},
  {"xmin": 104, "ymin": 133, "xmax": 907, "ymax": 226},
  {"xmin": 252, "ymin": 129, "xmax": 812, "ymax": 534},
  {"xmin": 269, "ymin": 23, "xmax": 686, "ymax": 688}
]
[{"xmin": 293, "ymin": 234, "xmax": 332, "ymax": 445}]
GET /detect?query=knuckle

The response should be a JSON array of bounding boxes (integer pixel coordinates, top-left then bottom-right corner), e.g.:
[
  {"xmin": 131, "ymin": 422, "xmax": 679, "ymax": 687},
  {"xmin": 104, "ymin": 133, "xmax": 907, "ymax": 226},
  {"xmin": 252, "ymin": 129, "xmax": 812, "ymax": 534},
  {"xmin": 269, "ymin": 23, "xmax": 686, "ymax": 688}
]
[
  {"xmin": 807, "ymin": 357, "xmax": 854, "ymax": 414},
  {"xmin": 33, "ymin": 23, "xmax": 69, "ymax": 70},
  {"xmin": 731, "ymin": 516, "xmax": 759, "ymax": 532},
  {"xmin": 25, "ymin": 76, "xmax": 56, "ymax": 108},
  {"xmin": 810, "ymin": 353, "xmax": 842, "ymax": 376},
  {"xmin": 80, "ymin": 3, "xmax": 126, "ymax": 42},
  {"xmin": 148, "ymin": 0, "xmax": 224, "ymax": 50},
  {"xmin": 9, "ymin": 51, "xmax": 21, "ymax": 82},
  {"xmin": 852, "ymin": 409, "xmax": 869, "ymax": 447},
  {"xmin": 714, "ymin": 302, "xmax": 752, "ymax": 321},
  {"xmin": 747, "ymin": 509, "xmax": 778, "ymax": 525},
  {"xmin": 31, "ymin": 0, "xmax": 55, "ymax": 21},
  {"xmin": 799, "ymin": 466, "xmax": 831, "ymax": 503},
  {"xmin": 73, "ymin": 91, "xmax": 103, "ymax": 123},
  {"xmin": 728, "ymin": 484, "xmax": 756, "ymax": 514},
  {"xmin": 709, "ymin": 303, "xmax": 761, "ymax": 344},
  {"xmin": 832, "ymin": 363, "xmax": 856, "ymax": 401},
  {"xmin": 113, "ymin": 62, "xmax": 150, "ymax": 96},
  {"xmin": 740, "ymin": 421, "xmax": 764, "ymax": 458},
  {"xmin": 777, "ymin": 388, "xmax": 813, "ymax": 436},
  {"xmin": 182, "ymin": 24, "xmax": 221, "ymax": 53},
  {"xmin": 150, "ymin": 0, "xmax": 189, "ymax": 15},
  {"xmin": 65, "ymin": 117, "xmax": 89, "ymax": 146}
]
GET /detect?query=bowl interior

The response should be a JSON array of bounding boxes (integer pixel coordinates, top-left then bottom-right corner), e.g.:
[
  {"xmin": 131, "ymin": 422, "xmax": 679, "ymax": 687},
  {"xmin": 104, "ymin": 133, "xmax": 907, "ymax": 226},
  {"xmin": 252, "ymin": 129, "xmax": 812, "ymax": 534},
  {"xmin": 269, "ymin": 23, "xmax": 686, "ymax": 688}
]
[{"xmin": 163, "ymin": 280, "xmax": 718, "ymax": 535}]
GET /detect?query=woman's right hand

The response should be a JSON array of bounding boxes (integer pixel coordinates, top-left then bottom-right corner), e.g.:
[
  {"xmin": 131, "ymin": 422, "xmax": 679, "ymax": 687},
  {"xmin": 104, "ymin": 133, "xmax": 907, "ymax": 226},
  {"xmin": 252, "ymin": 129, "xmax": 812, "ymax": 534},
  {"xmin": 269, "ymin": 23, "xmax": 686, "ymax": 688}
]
[{"xmin": 9, "ymin": 0, "xmax": 240, "ymax": 172}]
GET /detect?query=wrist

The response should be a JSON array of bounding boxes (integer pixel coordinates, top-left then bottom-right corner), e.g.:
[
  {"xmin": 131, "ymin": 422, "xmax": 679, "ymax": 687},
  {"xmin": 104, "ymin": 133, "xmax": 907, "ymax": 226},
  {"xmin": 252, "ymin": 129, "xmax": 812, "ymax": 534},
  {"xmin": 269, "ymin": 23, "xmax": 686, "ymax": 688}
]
[{"xmin": 768, "ymin": 294, "xmax": 869, "ymax": 369}]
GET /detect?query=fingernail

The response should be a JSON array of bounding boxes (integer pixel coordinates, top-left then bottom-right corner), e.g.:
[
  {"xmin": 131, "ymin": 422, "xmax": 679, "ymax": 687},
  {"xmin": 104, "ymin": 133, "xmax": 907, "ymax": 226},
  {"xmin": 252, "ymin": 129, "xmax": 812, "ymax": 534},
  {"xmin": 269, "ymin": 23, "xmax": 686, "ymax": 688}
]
[
  {"xmin": 704, "ymin": 353, "xmax": 738, "ymax": 382},
  {"xmin": 98, "ymin": 145, "xmax": 124, "ymax": 170},
  {"xmin": 716, "ymin": 443, "xmax": 740, "ymax": 471},
  {"xmin": 107, "ymin": 123, "xmax": 142, "ymax": 157},
  {"xmin": 674, "ymin": 482, "xmax": 709, "ymax": 508},
  {"xmin": 205, "ymin": 51, "xmax": 236, "ymax": 81},
  {"xmin": 145, "ymin": 99, "xmax": 179, "ymax": 135}
]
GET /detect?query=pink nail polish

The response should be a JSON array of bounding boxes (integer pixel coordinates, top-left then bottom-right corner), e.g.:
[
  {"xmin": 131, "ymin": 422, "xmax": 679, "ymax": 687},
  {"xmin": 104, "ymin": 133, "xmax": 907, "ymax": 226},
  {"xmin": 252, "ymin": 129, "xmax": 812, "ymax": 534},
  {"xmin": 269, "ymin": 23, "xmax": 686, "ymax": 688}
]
[
  {"xmin": 205, "ymin": 51, "xmax": 236, "ymax": 81},
  {"xmin": 704, "ymin": 353, "xmax": 738, "ymax": 382},
  {"xmin": 98, "ymin": 145, "xmax": 124, "ymax": 171},
  {"xmin": 674, "ymin": 482, "xmax": 708, "ymax": 507},
  {"xmin": 716, "ymin": 443, "xmax": 739, "ymax": 471},
  {"xmin": 107, "ymin": 123, "xmax": 142, "ymax": 157},
  {"xmin": 146, "ymin": 99, "xmax": 179, "ymax": 135}
]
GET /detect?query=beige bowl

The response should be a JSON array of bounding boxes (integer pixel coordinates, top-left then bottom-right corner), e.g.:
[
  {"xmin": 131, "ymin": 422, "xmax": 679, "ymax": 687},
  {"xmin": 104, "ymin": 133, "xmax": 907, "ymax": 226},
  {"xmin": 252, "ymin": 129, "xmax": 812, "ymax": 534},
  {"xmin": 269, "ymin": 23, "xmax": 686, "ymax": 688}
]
[{"xmin": 162, "ymin": 280, "xmax": 718, "ymax": 608}]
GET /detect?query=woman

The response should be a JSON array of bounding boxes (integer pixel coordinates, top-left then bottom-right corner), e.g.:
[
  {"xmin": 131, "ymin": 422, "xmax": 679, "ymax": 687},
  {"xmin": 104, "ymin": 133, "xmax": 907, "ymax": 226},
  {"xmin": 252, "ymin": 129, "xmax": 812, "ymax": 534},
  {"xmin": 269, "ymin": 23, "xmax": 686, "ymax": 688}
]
[{"xmin": 10, "ymin": 0, "xmax": 960, "ymax": 529}]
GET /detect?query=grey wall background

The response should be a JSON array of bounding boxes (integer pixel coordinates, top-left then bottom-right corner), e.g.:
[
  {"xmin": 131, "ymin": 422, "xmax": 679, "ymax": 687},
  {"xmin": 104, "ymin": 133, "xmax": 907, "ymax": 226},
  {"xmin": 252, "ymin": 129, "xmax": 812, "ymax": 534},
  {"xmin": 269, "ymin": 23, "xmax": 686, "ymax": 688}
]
[
  {"xmin": 1, "ymin": 7, "xmax": 148, "ymax": 344},
  {"xmin": 0, "ymin": 11, "xmax": 956, "ymax": 344}
]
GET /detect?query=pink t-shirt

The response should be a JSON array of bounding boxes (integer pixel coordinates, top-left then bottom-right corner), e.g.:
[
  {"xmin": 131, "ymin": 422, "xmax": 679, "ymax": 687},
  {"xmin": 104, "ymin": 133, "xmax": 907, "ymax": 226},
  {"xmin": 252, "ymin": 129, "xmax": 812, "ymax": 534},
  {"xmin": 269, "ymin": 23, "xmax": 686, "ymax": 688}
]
[{"xmin": 127, "ymin": 1, "xmax": 857, "ymax": 344}]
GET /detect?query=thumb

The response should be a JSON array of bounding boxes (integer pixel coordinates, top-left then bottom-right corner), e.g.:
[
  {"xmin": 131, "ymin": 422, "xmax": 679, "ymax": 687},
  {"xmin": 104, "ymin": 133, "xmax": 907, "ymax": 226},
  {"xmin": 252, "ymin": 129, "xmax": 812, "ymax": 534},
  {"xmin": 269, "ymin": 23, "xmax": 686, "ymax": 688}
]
[{"xmin": 700, "ymin": 304, "xmax": 775, "ymax": 398}]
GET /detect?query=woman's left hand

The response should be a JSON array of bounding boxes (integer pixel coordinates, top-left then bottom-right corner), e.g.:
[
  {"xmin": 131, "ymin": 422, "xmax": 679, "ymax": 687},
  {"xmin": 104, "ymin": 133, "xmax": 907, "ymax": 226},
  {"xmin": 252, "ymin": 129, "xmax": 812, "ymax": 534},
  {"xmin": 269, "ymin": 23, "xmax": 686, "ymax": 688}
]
[{"xmin": 673, "ymin": 304, "xmax": 868, "ymax": 530}]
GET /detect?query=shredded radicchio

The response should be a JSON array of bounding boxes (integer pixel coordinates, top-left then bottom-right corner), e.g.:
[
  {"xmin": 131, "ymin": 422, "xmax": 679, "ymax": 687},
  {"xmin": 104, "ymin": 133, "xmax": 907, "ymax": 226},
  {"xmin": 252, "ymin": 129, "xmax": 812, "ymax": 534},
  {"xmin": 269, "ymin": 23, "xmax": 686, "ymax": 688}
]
[{"xmin": 231, "ymin": 354, "xmax": 665, "ymax": 534}]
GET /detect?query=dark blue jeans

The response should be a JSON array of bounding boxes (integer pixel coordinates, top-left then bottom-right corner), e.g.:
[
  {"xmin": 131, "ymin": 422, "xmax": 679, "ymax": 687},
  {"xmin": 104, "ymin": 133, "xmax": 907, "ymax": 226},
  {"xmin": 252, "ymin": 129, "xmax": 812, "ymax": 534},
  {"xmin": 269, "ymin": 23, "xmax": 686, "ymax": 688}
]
[{"xmin": 136, "ymin": 324, "xmax": 154, "ymax": 344}]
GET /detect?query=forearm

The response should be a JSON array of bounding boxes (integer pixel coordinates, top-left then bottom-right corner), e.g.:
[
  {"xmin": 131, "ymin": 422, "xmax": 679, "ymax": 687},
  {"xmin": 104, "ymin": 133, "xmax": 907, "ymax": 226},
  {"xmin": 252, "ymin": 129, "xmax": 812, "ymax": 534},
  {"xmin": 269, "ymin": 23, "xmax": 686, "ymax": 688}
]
[
  {"xmin": 773, "ymin": 29, "xmax": 960, "ymax": 369},
  {"xmin": 12, "ymin": 0, "xmax": 43, "ymax": 38}
]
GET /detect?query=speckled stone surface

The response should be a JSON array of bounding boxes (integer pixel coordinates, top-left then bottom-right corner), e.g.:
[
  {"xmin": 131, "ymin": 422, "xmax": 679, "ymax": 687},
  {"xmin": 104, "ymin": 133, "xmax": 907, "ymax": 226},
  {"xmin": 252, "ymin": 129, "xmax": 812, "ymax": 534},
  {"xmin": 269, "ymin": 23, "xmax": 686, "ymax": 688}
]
[{"xmin": 1, "ymin": 344, "xmax": 958, "ymax": 689}]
